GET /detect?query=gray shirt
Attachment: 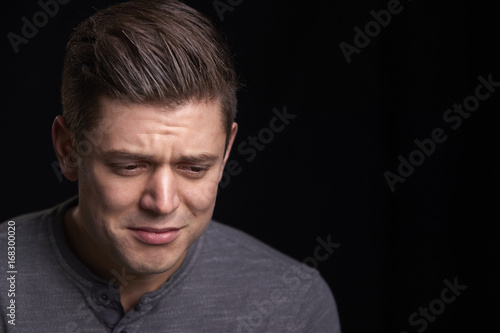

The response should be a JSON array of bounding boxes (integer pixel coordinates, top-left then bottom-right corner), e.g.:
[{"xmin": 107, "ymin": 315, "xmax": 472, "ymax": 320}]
[{"xmin": 1, "ymin": 197, "xmax": 341, "ymax": 332}]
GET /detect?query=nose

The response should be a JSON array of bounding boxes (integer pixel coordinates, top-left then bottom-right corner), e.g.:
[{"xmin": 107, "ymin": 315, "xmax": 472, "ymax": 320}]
[{"xmin": 140, "ymin": 166, "xmax": 180, "ymax": 215}]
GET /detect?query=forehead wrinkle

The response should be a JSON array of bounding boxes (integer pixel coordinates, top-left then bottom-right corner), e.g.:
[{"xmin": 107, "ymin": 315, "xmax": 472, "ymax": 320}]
[{"xmin": 95, "ymin": 98, "xmax": 226, "ymax": 158}]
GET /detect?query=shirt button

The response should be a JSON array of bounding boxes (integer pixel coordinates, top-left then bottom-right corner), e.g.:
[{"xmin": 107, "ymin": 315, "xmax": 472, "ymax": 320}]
[{"xmin": 96, "ymin": 289, "xmax": 111, "ymax": 305}]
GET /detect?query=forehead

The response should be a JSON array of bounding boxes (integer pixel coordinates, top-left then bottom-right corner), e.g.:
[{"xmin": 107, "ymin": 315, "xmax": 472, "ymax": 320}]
[{"xmin": 92, "ymin": 97, "xmax": 226, "ymax": 155}]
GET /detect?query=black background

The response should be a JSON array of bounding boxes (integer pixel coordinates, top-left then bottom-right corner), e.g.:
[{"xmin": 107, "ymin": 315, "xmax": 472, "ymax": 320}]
[{"xmin": 1, "ymin": 0, "xmax": 499, "ymax": 332}]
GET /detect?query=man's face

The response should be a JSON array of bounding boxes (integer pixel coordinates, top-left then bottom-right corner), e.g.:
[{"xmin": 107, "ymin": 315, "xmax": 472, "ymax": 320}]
[{"xmin": 74, "ymin": 97, "xmax": 236, "ymax": 275}]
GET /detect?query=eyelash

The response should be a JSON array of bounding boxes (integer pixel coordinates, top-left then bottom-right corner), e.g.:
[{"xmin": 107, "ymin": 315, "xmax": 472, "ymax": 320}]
[
  {"xmin": 112, "ymin": 164, "xmax": 145, "ymax": 175},
  {"xmin": 111, "ymin": 164, "xmax": 209, "ymax": 178},
  {"xmin": 178, "ymin": 165, "xmax": 209, "ymax": 178}
]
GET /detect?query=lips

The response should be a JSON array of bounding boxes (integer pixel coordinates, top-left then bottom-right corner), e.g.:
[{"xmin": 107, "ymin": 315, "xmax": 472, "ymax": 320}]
[{"xmin": 129, "ymin": 227, "xmax": 181, "ymax": 245}]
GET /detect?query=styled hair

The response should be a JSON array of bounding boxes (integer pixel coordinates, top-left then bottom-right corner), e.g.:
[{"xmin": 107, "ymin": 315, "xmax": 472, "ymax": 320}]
[{"xmin": 61, "ymin": 0, "xmax": 238, "ymax": 148}]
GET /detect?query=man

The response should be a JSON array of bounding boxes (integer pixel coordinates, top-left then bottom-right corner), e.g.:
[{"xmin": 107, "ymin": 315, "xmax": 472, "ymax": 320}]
[{"xmin": 1, "ymin": 0, "xmax": 341, "ymax": 332}]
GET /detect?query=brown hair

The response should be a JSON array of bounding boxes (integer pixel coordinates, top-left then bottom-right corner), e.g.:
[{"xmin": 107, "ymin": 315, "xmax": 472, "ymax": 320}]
[{"xmin": 61, "ymin": 0, "xmax": 238, "ymax": 149}]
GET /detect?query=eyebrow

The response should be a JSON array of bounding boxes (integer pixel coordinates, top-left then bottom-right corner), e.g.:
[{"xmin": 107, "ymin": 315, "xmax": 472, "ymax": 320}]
[
  {"xmin": 101, "ymin": 150, "xmax": 154, "ymax": 161},
  {"xmin": 101, "ymin": 150, "xmax": 220, "ymax": 164},
  {"xmin": 178, "ymin": 153, "xmax": 220, "ymax": 164}
]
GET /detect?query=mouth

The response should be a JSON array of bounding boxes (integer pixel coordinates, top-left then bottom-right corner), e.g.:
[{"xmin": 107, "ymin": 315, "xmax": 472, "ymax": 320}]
[{"xmin": 128, "ymin": 227, "xmax": 182, "ymax": 245}]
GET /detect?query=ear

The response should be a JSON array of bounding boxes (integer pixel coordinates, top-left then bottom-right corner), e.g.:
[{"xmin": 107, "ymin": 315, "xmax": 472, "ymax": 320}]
[
  {"xmin": 52, "ymin": 115, "xmax": 79, "ymax": 181},
  {"xmin": 219, "ymin": 122, "xmax": 238, "ymax": 182}
]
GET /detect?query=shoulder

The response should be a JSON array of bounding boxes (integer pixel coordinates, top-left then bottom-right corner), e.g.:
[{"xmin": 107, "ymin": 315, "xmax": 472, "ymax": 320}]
[
  {"xmin": 199, "ymin": 222, "xmax": 341, "ymax": 332},
  {"xmin": 0, "ymin": 207, "xmax": 53, "ymax": 241},
  {"xmin": 0, "ymin": 197, "xmax": 76, "ymax": 238},
  {"xmin": 203, "ymin": 220, "xmax": 326, "ymax": 283},
  {"xmin": 204, "ymin": 221, "xmax": 314, "ymax": 281},
  {"xmin": 0, "ymin": 205, "xmax": 60, "ymax": 274},
  {"xmin": 0, "ymin": 198, "xmax": 75, "ymax": 266},
  {"xmin": 206, "ymin": 221, "xmax": 299, "ymax": 267},
  {"xmin": 207, "ymin": 222, "xmax": 339, "ymax": 312}
]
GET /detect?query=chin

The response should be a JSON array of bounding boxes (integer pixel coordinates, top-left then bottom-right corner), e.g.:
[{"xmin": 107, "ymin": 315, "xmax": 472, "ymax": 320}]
[{"xmin": 120, "ymin": 247, "xmax": 186, "ymax": 275}]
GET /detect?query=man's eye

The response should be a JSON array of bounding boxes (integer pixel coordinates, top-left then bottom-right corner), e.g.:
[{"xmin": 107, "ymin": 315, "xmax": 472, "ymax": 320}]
[
  {"xmin": 122, "ymin": 164, "xmax": 140, "ymax": 170},
  {"xmin": 178, "ymin": 165, "xmax": 209, "ymax": 178},
  {"xmin": 189, "ymin": 166, "xmax": 205, "ymax": 172},
  {"xmin": 112, "ymin": 164, "xmax": 145, "ymax": 175}
]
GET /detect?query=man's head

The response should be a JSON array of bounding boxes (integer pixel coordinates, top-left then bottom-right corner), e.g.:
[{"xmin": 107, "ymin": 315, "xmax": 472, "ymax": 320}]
[{"xmin": 52, "ymin": 0, "xmax": 238, "ymax": 278}]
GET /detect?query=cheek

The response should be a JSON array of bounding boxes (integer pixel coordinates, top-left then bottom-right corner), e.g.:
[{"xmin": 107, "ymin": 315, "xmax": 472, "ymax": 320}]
[{"xmin": 179, "ymin": 174, "xmax": 220, "ymax": 214}]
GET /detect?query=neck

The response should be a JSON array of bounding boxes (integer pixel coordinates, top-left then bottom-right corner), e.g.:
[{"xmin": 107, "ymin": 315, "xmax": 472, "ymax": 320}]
[{"xmin": 116, "ymin": 251, "xmax": 186, "ymax": 312}]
